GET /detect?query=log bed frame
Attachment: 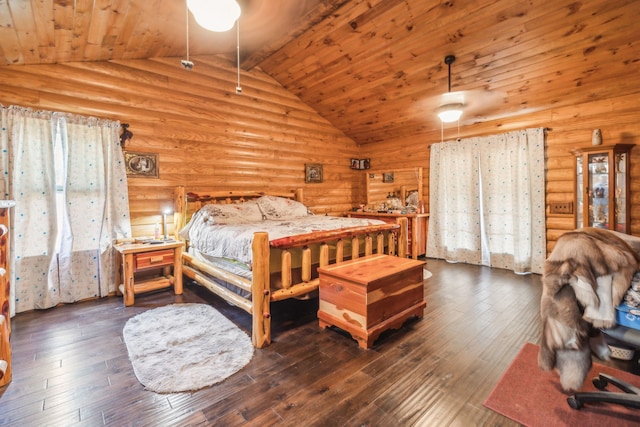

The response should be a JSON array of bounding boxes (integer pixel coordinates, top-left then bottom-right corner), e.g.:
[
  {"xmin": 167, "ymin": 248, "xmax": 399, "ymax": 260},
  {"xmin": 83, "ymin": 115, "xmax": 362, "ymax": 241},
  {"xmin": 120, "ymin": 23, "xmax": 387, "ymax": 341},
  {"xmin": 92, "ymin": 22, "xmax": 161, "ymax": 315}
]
[{"xmin": 174, "ymin": 186, "xmax": 408, "ymax": 348}]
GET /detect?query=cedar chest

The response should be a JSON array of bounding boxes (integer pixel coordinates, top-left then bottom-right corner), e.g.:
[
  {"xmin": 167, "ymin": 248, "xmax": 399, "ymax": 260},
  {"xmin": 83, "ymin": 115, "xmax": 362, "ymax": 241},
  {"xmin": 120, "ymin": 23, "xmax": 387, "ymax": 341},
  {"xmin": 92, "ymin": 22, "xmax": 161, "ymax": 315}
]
[{"xmin": 317, "ymin": 254, "xmax": 426, "ymax": 349}]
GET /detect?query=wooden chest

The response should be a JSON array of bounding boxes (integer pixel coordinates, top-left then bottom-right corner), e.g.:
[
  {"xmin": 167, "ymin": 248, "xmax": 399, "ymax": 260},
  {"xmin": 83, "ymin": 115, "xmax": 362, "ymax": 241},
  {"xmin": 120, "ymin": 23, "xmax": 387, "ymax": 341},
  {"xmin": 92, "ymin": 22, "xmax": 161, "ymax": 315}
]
[{"xmin": 317, "ymin": 254, "xmax": 426, "ymax": 349}]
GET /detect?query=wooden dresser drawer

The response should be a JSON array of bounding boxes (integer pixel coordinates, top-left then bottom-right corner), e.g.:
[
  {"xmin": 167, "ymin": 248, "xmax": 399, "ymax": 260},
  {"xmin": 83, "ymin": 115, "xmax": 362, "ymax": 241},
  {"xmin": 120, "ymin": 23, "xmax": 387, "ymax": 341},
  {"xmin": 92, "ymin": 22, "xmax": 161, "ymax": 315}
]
[{"xmin": 135, "ymin": 249, "xmax": 175, "ymax": 271}]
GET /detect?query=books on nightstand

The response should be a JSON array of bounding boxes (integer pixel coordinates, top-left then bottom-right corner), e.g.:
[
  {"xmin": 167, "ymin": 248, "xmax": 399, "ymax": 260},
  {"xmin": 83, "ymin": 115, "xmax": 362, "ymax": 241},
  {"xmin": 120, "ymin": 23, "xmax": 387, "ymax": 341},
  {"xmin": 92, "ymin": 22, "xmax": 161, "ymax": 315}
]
[{"xmin": 134, "ymin": 238, "xmax": 176, "ymax": 244}]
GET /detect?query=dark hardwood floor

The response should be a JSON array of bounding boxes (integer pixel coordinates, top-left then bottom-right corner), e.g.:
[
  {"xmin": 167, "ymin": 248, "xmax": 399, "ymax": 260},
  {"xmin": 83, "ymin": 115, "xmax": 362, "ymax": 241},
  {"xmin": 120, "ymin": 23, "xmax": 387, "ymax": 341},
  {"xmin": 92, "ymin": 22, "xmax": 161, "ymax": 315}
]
[{"xmin": 1, "ymin": 259, "xmax": 637, "ymax": 426}]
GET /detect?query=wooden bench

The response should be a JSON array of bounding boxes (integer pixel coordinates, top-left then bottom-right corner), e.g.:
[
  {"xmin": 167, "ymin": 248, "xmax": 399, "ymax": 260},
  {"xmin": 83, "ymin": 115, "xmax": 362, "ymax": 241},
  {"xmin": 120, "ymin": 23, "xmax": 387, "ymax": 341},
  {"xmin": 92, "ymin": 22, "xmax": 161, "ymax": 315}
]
[{"xmin": 317, "ymin": 254, "xmax": 426, "ymax": 349}]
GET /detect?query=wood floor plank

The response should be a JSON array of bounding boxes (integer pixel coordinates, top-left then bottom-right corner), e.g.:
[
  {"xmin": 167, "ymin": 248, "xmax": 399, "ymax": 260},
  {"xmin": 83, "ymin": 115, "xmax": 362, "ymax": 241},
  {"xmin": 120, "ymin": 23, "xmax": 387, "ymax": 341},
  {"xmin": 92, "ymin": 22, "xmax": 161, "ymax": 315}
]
[{"xmin": 1, "ymin": 258, "xmax": 637, "ymax": 426}]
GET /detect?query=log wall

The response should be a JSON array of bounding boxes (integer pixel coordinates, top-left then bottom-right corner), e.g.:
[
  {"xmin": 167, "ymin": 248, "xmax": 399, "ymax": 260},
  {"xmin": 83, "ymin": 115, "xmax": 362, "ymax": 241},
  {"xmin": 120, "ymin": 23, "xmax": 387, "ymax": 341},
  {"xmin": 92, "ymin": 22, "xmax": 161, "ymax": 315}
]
[
  {"xmin": 362, "ymin": 108, "xmax": 640, "ymax": 253},
  {"xmin": 0, "ymin": 55, "xmax": 362, "ymax": 237},
  {"xmin": 1, "ymin": 54, "xmax": 639, "ymax": 251}
]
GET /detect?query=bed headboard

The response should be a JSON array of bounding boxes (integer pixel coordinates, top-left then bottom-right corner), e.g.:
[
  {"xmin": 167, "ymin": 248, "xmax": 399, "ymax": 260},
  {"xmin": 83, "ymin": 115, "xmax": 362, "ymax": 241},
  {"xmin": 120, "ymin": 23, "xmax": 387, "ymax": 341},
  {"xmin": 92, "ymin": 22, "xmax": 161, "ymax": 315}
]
[{"xmin": 173, "ymin": 186, "xmax": 303, "ymax": 235}]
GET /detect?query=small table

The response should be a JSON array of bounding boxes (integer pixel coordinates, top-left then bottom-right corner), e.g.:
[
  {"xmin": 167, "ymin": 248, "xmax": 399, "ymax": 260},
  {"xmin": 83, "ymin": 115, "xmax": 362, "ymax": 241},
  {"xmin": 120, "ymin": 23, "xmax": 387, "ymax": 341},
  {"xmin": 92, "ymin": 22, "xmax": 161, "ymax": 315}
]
[
  {"xmin": 317, "ymin": 254, "xmax": 426, "ymax": 349},
  {"xmin": 114, "ymin": 240, "xmax": 184, "ymax": 306}
]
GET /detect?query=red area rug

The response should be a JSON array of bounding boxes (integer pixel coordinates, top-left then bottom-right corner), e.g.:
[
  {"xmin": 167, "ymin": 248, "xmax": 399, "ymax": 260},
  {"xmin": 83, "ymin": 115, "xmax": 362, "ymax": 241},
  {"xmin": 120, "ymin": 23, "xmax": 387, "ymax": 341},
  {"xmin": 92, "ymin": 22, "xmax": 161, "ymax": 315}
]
[{"xmin": 483, "ymin": 342, "xmax": 640, "ymax": 426}]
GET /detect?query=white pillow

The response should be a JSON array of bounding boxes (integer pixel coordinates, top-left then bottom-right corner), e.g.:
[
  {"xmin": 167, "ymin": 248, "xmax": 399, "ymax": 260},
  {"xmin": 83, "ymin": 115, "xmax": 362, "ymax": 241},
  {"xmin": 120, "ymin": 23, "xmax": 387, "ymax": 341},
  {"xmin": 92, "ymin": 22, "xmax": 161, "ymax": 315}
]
[
  {"xmin": 256, "ymin": 196, "xmax": 310, "ymax": 219},
  {"xmin": 198, "ymin": 201, "xmax": 263, "ymax": 224}
]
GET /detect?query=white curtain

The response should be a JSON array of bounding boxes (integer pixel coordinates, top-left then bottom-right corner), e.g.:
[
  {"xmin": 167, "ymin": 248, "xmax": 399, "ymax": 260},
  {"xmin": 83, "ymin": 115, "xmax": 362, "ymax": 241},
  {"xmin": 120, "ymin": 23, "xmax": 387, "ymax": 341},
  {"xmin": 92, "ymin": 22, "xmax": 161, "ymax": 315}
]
[
  {"xmin": 427, "ymin": 128, "xmax": 546, "ymax": 274},
  {"xmin": 0, "ymin": 105, "xmax": 131, "ymax": 314}
]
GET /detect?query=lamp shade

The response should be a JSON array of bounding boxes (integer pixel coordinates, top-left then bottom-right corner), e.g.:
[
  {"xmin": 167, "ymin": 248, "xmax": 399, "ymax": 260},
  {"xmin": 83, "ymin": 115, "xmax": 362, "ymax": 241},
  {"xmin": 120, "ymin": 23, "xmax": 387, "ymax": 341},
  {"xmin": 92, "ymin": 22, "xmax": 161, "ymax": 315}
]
[
  {"xmin": 187, "ymin": 0, "xmax": 241, "ymax": 32},
  {"xmin": 437, "ymin": 103, "xmax": 463, "ymax": 123}
]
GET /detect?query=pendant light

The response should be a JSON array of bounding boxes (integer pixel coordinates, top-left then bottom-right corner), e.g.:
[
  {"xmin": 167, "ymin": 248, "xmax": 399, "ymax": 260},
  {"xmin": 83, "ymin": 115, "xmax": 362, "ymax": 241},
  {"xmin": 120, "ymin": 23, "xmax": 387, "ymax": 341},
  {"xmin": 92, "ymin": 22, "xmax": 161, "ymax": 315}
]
[
  {"xmin": 437, "ymin": 55, "xmax": 463, "ymax": 123},
  {"xmin": 187, "ymin": 0, "xmax": 241, "ymax": 32}
]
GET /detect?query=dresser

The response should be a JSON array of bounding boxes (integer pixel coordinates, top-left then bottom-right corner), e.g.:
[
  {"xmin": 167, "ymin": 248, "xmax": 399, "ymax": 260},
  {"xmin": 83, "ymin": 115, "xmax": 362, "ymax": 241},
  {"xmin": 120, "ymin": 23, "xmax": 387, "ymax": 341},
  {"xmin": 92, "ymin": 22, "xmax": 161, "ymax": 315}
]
[
  {"xmin": 0, "ymin": 200, "xmax": 15, "ymax": 387},
  {"xmin": 347, "ymin": 211, "xmax": 428, "ymax": 259}
]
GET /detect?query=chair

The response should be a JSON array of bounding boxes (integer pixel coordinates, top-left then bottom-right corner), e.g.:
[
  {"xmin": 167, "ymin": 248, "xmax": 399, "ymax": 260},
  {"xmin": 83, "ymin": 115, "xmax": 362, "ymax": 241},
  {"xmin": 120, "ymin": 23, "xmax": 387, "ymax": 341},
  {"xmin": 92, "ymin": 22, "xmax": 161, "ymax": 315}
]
[{"xmin": 567, "ymin": 324, "xmax": 640, "ymax": 410}]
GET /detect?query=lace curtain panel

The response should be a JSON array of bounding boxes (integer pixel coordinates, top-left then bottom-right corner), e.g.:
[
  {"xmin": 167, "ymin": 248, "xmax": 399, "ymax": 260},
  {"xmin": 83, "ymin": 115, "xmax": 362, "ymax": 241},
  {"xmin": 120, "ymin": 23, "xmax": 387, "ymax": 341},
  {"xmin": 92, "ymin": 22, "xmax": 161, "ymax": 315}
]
[
  {"xmin": 0, "ymin": 106, "xmax": 131, "ymax": 314},
  {"xmin": 427, "ymin": 128, "xmax": 546, "ymax": 274}
]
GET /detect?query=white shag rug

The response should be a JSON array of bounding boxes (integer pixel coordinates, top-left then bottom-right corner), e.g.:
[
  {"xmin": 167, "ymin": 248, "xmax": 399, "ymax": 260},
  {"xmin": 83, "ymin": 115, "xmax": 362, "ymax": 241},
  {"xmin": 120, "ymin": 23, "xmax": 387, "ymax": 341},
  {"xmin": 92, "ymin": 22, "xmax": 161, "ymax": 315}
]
[{"xmin": 122, "ymin": 303, "xmax": 254, "ymax": 393}]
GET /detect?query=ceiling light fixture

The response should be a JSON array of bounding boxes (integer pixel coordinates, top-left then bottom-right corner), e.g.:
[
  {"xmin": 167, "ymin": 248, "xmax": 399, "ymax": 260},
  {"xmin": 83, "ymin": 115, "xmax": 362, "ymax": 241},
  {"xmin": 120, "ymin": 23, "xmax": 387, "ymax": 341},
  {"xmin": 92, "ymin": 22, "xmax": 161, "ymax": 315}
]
[
  {"xmin": 438, "ymin": 55, "xmax": 463, "ymax": 123},
  {"xmin": 437, "ymin": 104, "xmax": 463, "ymax": 122},
  {"xmin": 187, "ymin": 0, "xmax": 241, "ymax": 32}
]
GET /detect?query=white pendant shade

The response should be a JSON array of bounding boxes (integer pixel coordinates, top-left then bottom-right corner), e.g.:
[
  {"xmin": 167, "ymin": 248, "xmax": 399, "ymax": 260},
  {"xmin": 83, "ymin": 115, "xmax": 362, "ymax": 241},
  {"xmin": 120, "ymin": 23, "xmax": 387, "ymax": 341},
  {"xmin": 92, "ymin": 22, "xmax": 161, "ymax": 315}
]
[
  {"xmin": 437, "ymin": 103, "xmax": 463, "ymax": 123},
  {"xmin": 187, "ymin": 0, "xmax": 241, "ymax": 32}
]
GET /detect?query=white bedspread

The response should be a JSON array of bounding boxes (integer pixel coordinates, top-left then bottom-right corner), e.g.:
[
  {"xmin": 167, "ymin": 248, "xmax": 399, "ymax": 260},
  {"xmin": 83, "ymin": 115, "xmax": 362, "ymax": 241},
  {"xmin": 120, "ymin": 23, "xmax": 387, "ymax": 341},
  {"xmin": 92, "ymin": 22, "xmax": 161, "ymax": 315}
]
[{"xmin": 183, "ymin": 215, "xmax": 386, "ymax": 266}]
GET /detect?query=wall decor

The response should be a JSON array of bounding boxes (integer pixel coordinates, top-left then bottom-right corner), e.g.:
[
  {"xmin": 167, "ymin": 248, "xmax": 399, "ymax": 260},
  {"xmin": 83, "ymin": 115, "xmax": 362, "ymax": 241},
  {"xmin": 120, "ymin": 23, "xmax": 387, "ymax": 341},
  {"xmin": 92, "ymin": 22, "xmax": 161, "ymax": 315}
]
[
  {"xmin": 350, "ymin": 158, "xmax": 371, "ymax": 170},
  {"xmin": 120, "ymin": 123, "xmax": 133, "ymax": 148},
  {"xmin": 305, "ymin": 163, "xmax": 323, "ymax": 183},
  {"xmin": 592, "ymin": 128, "xmax": 602, "ymax": 146},
  {"xmin": 383, "ymin": 172, "xmax": 394, "ymax": 183},
  {"xmin": 124, "ymin": 151, "xmax": 159, "ymax": 178}
]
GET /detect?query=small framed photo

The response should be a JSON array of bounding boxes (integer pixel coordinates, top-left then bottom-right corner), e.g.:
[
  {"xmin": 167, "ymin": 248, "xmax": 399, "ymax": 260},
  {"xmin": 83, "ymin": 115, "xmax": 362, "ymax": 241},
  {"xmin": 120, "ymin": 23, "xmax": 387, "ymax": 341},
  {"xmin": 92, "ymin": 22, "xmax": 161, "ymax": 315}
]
[
  {"xmin": 350, "ymin": 158, "xmax": 371, "ymax": 170},
  {"xmin": 383, "ymin": 172, "xmax": 394, "ymax": 183},
  {"xmin": 124, "ymin": 151, "xmax": 159, "ymax": 178},
  {"xmin": 305, "ymin": 164, "xmax": 323, "ymax": 183}
]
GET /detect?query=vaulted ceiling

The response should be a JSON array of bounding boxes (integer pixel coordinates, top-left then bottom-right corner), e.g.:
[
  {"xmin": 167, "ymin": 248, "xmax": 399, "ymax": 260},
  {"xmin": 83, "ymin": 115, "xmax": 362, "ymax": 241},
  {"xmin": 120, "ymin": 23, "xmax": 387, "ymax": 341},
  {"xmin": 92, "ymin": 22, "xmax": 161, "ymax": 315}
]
[{"xmin": 1, "ymin": 0, "xmax": 639, "ymax": 145}]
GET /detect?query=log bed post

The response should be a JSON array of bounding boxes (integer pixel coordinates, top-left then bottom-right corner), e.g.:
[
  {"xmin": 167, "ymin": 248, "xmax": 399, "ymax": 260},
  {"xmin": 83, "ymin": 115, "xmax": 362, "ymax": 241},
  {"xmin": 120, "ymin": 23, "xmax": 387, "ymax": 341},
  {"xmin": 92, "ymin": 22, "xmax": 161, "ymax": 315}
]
[
  {"xmin": 281, "ymin": 251, "xmax": 292, "ymax": 289},
  {"xmin": 376, "ymin": 233, "xmax": 385, "ymax": 254},
  {"xmin": 252, "ymin": 232, "xmax": 271, "ymax": 348},
  {"xmin": 301, "ymin": 247, "xmax": 312, "ymax": 282},
  {"xmin": 396, "ymin": 217, "xmax": 408, "ymax": 258},
  {"xmin": 336, "ymin": 240, "xmax": 344, "ymax": 263},
  {"xmin": 174, "ymin": 186, "xmax": 186, "ymax": 239},
  {"xmin": 365, "ymin": 234, "xmax": 373, "ymax": 255}
]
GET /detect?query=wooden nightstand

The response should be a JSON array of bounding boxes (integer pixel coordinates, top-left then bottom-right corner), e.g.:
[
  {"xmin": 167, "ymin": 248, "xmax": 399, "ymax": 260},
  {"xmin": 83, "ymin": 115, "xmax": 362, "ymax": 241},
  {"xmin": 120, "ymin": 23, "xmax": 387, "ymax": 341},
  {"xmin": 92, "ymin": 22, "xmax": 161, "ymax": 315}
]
[{"xmin": 114, "ymin": 240, "xmax": 184, "ymax": 306}]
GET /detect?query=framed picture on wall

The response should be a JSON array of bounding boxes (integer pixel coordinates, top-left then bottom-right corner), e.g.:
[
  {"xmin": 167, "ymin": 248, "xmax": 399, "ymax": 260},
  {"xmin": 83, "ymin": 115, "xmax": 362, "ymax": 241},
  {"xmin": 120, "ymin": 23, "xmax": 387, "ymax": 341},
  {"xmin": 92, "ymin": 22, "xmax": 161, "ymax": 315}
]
[
  {"xmin": 305, "ymin": 164, "xmax": 323, "ymax": 183},
  {"xmin": 383, "ymin": 172, "xmax": 394, "ymax": 183},
  {"xmin": 124, "ymin": 151, "xmax": 159, "ymax": 178},
  {"xmin": 350, "ymin": 158, "xmax": 371, "ymax": 170}
]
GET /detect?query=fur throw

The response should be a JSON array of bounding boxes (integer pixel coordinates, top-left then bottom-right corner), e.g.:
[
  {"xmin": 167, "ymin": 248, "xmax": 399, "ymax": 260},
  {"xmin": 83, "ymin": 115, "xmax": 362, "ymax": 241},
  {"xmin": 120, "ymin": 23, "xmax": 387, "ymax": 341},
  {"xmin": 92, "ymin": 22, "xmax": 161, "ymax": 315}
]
[{"xmin": 538, "ymin": 227, "xmax": 640, "ymax": 392}]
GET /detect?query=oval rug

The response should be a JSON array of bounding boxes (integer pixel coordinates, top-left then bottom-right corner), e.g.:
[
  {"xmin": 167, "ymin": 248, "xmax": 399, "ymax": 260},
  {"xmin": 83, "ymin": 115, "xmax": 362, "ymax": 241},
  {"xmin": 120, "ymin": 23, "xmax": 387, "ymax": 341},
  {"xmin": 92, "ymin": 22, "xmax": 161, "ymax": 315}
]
[{"xmin": 123, "ymin": 303, "xmax": 254, "ymax": 393}]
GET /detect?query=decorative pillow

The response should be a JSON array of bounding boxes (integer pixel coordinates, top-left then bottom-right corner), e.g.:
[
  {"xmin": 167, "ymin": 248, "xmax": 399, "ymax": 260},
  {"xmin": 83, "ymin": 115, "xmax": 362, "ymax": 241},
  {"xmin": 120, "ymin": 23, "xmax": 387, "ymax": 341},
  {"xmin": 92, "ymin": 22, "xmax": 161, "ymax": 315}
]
[
  {"xmin": 198, "ymin": 201, "xmax": 263, "ymax": 224},
  {"xmin": 256, "ymin": 196, "xmax": 310, "ymax": 219}
]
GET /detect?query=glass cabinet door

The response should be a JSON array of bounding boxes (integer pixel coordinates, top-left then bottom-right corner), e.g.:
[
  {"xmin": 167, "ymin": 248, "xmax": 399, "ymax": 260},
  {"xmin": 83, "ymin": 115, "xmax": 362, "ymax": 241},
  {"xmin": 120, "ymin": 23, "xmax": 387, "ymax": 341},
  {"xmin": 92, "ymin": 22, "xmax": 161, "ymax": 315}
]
[
  {"xmin": 573, "ymin": 144, "xmax": 633, "ymax": 233},
  {"xmin": 615, "ymin": 152, "xmax": 627, "ymax": 232},
  {"xmin": 576, "ymin": 156, "xmax": 583, "ymax": 227},
  {"xmin": 588, "ymin": 153, "xmax": 608, "ymax": 228}
]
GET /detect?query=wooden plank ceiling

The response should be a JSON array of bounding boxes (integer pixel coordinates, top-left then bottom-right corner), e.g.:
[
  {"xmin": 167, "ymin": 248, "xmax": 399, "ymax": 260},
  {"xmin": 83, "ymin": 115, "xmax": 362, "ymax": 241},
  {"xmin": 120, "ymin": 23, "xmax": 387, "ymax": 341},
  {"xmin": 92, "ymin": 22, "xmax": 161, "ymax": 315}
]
[{"xmin": 1, "ymin": 0, "xmax": 638, "ymax": 145}]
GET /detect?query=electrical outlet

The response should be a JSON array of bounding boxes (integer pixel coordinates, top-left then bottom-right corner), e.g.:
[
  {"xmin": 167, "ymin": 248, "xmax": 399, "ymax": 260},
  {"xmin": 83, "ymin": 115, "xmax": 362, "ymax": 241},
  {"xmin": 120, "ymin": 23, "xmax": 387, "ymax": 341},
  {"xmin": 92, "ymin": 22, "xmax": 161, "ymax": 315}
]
[{"xmin": 549, "ymin": 202, "xmax": 573, "ymax": 214}]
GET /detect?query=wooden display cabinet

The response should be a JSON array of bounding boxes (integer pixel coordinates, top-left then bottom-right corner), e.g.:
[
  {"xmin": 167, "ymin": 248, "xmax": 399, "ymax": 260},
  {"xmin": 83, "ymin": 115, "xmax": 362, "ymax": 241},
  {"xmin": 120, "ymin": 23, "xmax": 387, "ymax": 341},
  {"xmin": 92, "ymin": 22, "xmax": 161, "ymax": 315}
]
[{"xmin": 572, "ymin": 144, "xmax": 634, "ymax": 233}]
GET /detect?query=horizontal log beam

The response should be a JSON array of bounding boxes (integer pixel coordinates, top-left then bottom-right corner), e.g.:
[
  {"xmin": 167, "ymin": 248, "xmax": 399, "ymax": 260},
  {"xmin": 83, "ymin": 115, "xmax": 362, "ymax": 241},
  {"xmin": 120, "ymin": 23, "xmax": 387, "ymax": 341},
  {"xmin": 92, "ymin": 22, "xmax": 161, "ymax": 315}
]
[{"xmin": 182, "ymin": 265, "xmax": 253, "ymax": 313}]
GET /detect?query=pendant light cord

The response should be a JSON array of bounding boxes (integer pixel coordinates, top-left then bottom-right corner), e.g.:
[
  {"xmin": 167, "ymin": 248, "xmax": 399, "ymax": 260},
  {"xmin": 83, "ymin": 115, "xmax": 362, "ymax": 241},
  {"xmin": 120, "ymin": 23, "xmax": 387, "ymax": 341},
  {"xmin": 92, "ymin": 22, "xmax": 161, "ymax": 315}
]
[
  {"xmin": 236, "ymin": 20, "xmax": 242, "ymax": 94},
  {"xmin": 181, "ymin": 1, "xmax": 193, "ymax": 70},
  {"xmin": 186, "ymin": 2, "xmax": 190, "ymax": 62}
]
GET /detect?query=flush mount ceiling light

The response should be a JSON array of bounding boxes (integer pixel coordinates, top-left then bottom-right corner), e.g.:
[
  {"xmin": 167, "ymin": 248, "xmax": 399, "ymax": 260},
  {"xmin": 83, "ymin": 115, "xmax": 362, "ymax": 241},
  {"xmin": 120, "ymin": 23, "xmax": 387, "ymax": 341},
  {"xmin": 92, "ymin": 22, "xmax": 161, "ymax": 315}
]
[
  {"xmin": 437, "ymin": 103, "xmax": 463, "ymax": 122},
  {"xmin": 187, "ymin": 0, "xmax": 241, "ymax": 32},
  {"xmin": 437, "ymin": 55, "xmax": 463, "ymax": 123}
]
